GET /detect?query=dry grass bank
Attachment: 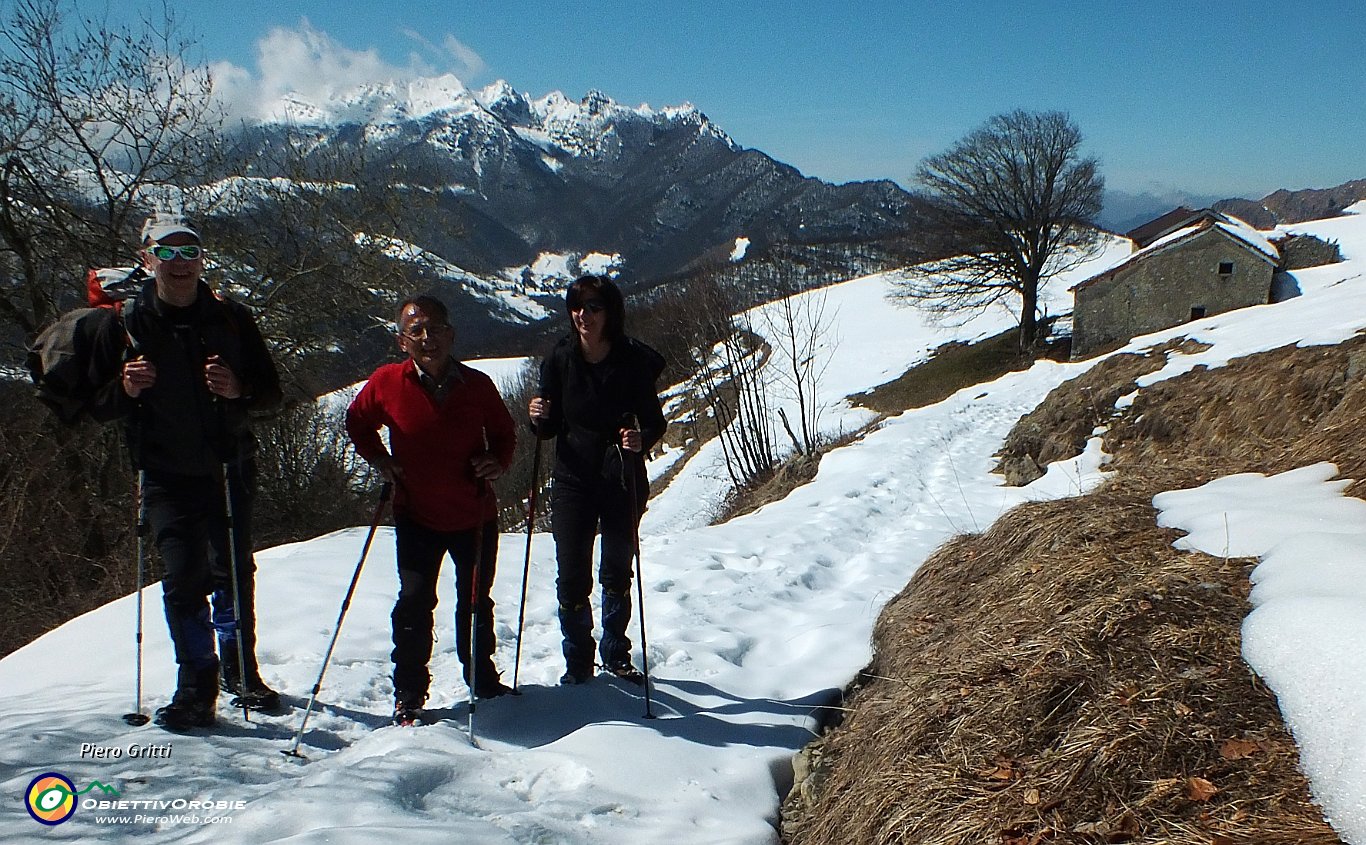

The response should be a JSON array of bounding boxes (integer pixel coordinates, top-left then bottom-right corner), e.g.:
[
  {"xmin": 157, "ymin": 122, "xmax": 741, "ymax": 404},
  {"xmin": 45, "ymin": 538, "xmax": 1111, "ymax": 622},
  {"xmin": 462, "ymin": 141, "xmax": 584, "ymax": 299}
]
[{"xmin": 782, "ymin": 332, "xmax": 1366, "ymax": 844}]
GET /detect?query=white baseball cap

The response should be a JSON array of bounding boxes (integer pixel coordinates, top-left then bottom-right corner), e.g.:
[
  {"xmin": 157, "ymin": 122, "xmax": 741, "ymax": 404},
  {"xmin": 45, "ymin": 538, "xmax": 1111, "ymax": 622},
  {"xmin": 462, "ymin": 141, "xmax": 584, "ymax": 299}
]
[{"xmin": 141, "ymin": 213, "xmax": 200, "ymax": 244}]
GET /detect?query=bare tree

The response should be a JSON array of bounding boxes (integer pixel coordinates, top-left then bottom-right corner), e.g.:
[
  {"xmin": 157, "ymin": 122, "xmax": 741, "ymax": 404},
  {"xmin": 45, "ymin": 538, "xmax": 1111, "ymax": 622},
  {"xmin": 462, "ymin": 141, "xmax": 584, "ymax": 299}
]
[
  {"xmin": 762, "ymin": 269, "xmax": 835, "ymax": 456},
  {"xmin": 715, "ymin": 311, "xmax": 776, "ymax": 486},
  {"xmin": 0, "ymin": 0, "xmax": 405, "ymax": 656},
  {"xmin": 206, "ymin": 126, "xmax": 418, "ymax": 393},
  {"xmin": 0, "ymin": 2, "xmax": 225, "ymax": 658},
  {"xmin": 659, "ymin": 273, "xmax": 776, "ymax": 491},
  {"xmin": 892, "ymin": 110, "xmax": 1104, "ymax": 351},
  {"xmin": 0, "ymin": 0, "xmax": 225, "ymax": 338}
]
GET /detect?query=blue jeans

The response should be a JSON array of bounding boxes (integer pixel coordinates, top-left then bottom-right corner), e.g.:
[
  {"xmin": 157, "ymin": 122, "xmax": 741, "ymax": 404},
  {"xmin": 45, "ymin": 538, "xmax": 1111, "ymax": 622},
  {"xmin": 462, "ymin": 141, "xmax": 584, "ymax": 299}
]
[
  {"xmin": 143, "ymin": 463, "xmax": 256, "ymax": 687},
  {"xmin": 550, "ymin": 477, "xmax": 638, "ymax": 671}
]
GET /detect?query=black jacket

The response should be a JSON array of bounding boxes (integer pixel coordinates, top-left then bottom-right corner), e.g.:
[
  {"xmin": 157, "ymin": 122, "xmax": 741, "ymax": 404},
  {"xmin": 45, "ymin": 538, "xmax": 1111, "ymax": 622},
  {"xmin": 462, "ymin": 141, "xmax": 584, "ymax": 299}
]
[
  {"xmin": 88, "ymin": 280, "xmax": 282, "ymax": 475},
  {"xmin": 533, "ymin": 334, "xmax": 666, "ymax": 500}
]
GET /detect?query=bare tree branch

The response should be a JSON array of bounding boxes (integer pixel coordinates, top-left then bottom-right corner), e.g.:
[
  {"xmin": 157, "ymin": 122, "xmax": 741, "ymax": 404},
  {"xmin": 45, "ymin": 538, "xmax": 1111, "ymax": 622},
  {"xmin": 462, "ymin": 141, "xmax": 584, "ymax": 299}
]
[{"xmin": 0, "ymin": 0, "xmax": 224, "ymax": 337}]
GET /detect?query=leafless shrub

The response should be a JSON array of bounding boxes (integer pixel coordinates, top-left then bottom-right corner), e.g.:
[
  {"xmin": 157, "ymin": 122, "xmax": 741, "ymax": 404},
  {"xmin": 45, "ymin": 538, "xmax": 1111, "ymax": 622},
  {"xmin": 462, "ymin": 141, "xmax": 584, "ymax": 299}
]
[
  {"xmin": 252, "ymin": 399, "xmax": 375, "ymax": 547},
  {"xmin": 490, "ymin": 358, "xmax": 549, "ymax": 532},
  {"xmin": 0, "ymin": 382, "xmax": 136, "ymax": 657},
  {"xmin": 655, "ymin": 273, "xmax": 777, "ymax": 490}
]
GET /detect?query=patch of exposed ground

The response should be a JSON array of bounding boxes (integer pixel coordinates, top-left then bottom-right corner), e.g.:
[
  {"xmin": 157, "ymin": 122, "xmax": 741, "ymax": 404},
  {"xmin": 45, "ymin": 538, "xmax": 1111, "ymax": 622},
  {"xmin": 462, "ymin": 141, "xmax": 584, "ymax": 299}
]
[
  {"xmin": 782, "ymin": 332, "xmax": 1366, "ymax": 844},
  {"xmin": 851, "ymin": 327, "xmax": 1042, "ymax": 415}
]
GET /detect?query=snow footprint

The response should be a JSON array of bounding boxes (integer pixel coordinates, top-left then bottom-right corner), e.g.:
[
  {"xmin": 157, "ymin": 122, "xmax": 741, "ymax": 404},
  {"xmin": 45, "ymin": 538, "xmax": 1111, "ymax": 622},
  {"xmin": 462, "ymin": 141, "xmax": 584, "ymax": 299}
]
[
  {"xmin": 392, "ymin": 764, "xmax": 455, "ymax": 811},
  {"xmin": 716, "ymin": 634, "xmax": 757, "ymax": 667},
  {"xmin": 501, "ymin": 758, "xmax": 593, "ymax": 803}
]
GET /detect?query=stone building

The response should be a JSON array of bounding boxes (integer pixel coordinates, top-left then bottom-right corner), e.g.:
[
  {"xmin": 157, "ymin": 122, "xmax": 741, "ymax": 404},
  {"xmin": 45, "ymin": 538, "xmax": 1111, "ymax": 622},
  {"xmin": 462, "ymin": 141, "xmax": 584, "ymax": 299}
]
[{"xmin": 1070, "ymin": 210, "xmax": 1279, "ymax": 358}]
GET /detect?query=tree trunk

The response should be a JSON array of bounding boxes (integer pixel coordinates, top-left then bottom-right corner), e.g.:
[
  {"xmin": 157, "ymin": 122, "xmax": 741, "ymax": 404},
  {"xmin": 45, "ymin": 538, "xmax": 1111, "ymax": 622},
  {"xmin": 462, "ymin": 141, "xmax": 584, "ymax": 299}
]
[{"xmin": 1018, "ymin": 278, "xmax": 1039, "ymax": 353}]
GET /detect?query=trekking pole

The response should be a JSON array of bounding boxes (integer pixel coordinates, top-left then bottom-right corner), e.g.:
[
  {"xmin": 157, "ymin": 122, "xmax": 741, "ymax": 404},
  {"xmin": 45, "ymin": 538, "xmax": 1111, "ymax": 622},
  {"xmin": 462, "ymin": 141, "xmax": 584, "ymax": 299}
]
[
  {"xmin": 122, "ymin": 469, "xmax": 151, "ymax": 727},
  {"xmin": 466, "ymin": 479, "xmax": 490, "ymax": 746},
  {"xmin": 511, "ymin": 438, "xmax": 542, "ymax": 692},
  {"xmin": 221, "ymin": 463, "xmax": 251, "ymax": 724},
  {"xmin": 619, "ymin": 430, "xmax": 655, "ymax": 720},
  {"xmin": 282, "ymin": 483, "xmax": 392, "ymax": 759}
]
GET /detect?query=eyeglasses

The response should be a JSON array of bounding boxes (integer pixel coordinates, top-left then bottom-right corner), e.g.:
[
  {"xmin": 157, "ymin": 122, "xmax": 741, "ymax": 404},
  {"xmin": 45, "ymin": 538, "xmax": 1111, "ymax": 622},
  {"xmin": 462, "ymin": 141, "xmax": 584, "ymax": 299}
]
[
  {"xmin": 399, "ymin": 323, "xmax": 451, "ymax": 342},
  {"xmin": 149, "ymin": 244, "xmax": 203, "ymax": 261},
  {"xmin": 573, "ymin": 300, "xmax": 606, "ymax": 314}
]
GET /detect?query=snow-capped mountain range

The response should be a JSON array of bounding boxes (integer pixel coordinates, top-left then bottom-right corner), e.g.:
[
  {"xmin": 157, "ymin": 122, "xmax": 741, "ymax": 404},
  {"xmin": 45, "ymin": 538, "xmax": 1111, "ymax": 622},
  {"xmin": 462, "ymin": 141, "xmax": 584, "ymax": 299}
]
[
  {"xmin": 266, "ymin": 74, "xmax": 735, "ymax": 157},
  {"xmin": 237, "ymin": 74, "xmax": 924, "ymax": 291}
]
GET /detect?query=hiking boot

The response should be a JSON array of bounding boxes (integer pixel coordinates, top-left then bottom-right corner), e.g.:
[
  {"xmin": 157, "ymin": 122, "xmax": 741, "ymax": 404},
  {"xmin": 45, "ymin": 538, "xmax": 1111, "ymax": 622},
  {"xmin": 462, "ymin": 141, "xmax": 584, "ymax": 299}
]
[
  {"xmin": 474, "ymin": 679, "xmax": 513, "ymax": 700},
  {"xmin": 220, "ymin": 652, "xmax": 282, "ymax": 710},
  {"xmin": 157, "ymin": 659, "xmax": 219, "ymax": 730},
  {"xmin": 392, "ymin": 688, "xmax": 426, "ymax": 726},
  {"xmin": 221, "ymin": 674, "xmax": 281, "ymax": 711},
  {"xmin": 559, "ymin": 667, "xmax": 594, "ymax": 686},
  {"xmin": 155, "ymin": 691, "xmax": 216, "ymax": 731},
  {"xmin": 605, "ymin": 662, "xmax": 645, "ymax": 686},
  {"xmin": 392, "ymin": 699, "xmax": 424, "ymax": 726}
]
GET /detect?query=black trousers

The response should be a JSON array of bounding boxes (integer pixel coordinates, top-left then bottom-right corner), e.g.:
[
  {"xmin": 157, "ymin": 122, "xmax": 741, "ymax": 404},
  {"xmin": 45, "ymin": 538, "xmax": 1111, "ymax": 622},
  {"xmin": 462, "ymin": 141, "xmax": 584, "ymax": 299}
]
[
  {"xmin": 142, "ymin": 462, "xmax": 257, "ymax": 689},
  {"xmin": 551, "ymin": 476, "xmax": 638, "ymax": 672},
  {"xmin": 391, "ymin": 515, "xmax": 499, "ymax": 703}
]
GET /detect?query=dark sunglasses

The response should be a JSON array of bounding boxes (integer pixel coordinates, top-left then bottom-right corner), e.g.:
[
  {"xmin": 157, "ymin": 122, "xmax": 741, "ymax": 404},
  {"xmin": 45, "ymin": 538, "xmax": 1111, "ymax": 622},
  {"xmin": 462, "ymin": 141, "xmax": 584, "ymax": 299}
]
[
  {"xmin": 573, "ymin": 299, "xmax": 606, "ymax": 314},
  {"xmin": 149, "ymin": 244, "xmax": 203, "ymax": 261}
]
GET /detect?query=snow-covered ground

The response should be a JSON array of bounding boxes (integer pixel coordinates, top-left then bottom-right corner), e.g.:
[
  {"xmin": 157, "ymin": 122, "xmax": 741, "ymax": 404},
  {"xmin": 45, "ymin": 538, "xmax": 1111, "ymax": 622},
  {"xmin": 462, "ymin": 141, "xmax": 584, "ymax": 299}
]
[{"xmin": 4, "ymin": 205, "xmax": 1366, "ymax": 842}]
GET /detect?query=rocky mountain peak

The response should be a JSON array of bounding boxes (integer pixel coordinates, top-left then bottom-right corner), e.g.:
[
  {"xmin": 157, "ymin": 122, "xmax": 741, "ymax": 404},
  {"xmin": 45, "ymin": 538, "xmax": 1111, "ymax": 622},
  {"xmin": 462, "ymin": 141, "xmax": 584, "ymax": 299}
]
[{"xmin": 235, "ymin": 72, "xmax": 926, "ymax": 350}]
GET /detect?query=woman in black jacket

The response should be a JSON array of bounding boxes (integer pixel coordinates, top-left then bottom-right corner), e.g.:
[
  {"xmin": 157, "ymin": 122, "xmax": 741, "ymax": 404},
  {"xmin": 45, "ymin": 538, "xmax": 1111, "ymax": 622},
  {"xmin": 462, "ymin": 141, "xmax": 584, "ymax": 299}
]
[{"xmin": 529, "ymin": 276, "xmax": 665, "ymax": 685}]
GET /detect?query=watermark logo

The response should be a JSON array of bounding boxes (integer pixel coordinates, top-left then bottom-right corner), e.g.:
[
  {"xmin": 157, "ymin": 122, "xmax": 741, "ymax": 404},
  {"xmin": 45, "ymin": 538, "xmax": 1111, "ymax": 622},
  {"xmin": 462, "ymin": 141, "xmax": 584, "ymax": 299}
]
[{"xmin": 24, "ymin": 772, "xmax": 118, "ymax": 826}]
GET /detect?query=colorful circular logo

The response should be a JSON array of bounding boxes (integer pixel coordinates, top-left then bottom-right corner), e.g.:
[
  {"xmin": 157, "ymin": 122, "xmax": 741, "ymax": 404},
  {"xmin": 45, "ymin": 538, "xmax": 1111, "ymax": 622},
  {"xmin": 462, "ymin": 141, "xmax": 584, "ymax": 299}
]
[{"xmin": 26, "ymin": 772, "xmax": 77, "ymax": 825}]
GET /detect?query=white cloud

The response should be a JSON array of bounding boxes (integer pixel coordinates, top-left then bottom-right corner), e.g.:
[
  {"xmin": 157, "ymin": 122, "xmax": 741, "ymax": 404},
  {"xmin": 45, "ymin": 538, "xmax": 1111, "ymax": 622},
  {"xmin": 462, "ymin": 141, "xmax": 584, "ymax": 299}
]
[
  {"xmin": 208, "ymin": 59, "xmax": 258, "ymax": 124},
  {"xmin": 399, "ymin": 29, "xmax": 488, "ymax": 80},
  {"xmin": 443, "ymin": 34, "xmax": 488, "ymax": 78},
  {"xmin": 209, "ymin": 20, "xmax": 487, "ymax": 124}
]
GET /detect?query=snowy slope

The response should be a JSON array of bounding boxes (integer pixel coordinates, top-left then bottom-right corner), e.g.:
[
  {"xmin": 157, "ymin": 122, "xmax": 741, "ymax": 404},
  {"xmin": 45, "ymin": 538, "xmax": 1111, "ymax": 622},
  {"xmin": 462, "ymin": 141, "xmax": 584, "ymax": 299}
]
[{"xmin": 4, "ymin": 207, "xmax": 1366, "ymax": 842}]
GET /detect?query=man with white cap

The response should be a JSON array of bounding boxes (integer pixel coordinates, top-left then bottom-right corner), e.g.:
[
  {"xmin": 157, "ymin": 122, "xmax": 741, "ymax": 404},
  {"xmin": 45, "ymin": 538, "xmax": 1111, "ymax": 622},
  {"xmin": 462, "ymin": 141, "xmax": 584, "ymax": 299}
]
[{"xmin": 89, "ymin": 212, "xmax": 283, "ymax": 730}]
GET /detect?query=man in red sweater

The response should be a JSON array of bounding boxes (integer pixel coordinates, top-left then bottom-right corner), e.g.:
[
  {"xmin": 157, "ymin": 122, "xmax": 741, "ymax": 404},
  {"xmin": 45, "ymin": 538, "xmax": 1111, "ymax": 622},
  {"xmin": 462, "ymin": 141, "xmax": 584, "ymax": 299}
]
[{"xmin": 346, "ymin": 295, "xmax": 517, "ymax": 724}]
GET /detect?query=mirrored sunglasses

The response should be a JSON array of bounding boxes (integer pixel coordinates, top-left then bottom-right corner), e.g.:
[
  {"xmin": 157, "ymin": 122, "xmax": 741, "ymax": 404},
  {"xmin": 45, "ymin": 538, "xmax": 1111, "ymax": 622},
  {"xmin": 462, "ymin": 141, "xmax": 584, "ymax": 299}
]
[{"xmin": 149, "ymin": 244, "xmax": 203, "ymax": 261}]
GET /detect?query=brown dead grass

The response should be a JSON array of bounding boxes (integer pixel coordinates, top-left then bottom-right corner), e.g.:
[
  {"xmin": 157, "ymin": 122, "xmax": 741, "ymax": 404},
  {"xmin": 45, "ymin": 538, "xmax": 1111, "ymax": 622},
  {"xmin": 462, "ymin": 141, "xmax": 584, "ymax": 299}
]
[
  {"xmin": 1105, "ymin": 337, "xmax": 1366, "ymax": 499},
  {"xmin": 995, "ymin": 339, "xmax": 1209, "ymax": 486},
  {"xmin": 853, "ymin": 327, "xmax": 1037, "ymax": 415},
  {"xmin": 782, "ymin": 332, "xmax": 1366, "ymax": 844}
]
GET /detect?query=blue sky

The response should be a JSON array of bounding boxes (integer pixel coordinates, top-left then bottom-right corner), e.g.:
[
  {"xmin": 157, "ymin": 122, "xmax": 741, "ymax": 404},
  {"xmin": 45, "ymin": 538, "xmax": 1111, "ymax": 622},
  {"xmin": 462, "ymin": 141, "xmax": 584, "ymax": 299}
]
[{"xmin": 113, "ymin": 0, "xmax": 1365, "ymax": 197}]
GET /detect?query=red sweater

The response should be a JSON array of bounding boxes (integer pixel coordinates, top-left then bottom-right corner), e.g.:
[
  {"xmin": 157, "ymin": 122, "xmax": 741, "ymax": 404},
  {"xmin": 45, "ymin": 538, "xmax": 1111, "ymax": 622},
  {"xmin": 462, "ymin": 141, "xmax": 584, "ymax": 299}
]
[{"xmin": 346, "ymin": 359, "xmax": 516, "ymax": 531}]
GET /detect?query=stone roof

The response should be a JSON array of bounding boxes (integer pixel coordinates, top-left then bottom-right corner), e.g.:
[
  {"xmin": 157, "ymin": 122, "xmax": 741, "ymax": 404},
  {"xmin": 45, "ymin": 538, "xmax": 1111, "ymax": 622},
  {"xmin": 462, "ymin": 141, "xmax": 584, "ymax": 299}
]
[{"xmin": 1072, "ymin": 212, "xmax": 1279, "ymax": 293}]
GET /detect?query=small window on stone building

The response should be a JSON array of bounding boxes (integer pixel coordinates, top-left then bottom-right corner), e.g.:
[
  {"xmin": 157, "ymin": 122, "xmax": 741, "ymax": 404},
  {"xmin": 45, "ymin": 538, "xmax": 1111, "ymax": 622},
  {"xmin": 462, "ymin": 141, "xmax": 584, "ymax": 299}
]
[
  {"xmin": 1218, "ymin": 261, "xmax": 1234, "ymax": 275},
  {"xmin": 1190, "ymin": 306, "xmax": 1207, "ymax": 320}
]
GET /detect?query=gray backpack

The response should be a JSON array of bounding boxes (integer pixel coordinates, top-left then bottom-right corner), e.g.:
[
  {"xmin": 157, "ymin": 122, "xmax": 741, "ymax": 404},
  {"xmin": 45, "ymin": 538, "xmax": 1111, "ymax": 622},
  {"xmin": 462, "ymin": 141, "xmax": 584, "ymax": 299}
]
[{"xmin": 25, "ymin": 267, "xmax": 145, "ymax": 425}]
